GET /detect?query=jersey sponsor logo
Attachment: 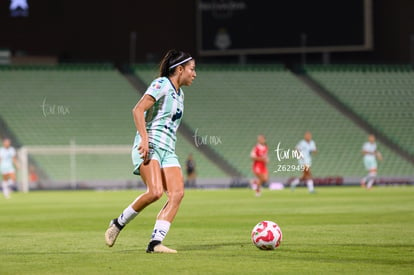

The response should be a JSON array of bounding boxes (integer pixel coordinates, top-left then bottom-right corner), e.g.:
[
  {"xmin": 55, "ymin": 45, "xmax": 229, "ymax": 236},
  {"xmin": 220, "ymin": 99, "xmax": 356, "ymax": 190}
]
[{"xmin": 172, "ymin": 109, "xmax": 182, "ymax": 122}]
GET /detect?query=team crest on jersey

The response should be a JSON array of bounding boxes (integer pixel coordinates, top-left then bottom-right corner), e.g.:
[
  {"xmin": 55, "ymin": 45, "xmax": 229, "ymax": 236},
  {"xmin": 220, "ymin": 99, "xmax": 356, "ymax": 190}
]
[
  {"xmin": 151, "ymin": 79, "xmax": 164, "ymax": 90},
  {"xmin": 152, "ymin": 83, "xmax": 161, "ymax": 89}
]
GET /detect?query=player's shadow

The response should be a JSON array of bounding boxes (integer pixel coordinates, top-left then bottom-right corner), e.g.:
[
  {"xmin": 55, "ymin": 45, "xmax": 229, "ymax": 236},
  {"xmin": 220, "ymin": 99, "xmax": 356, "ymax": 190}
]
[{"xmin": 180, "ymin": 242, "xmax": 247, "ymax": 251}]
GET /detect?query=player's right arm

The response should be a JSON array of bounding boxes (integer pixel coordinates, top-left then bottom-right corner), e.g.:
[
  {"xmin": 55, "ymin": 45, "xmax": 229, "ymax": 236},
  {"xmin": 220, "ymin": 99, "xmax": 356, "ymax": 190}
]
[
  {"xmin": 132, "ymin": 94, "xmax": 156, "ymax": 163},
  {"xmin": 250, "ymin": 147, "xmax": 263, "ymax": 161},
  {"xmin": 250, "ymin": 147, "xmax": 257, "ymax": 161}
]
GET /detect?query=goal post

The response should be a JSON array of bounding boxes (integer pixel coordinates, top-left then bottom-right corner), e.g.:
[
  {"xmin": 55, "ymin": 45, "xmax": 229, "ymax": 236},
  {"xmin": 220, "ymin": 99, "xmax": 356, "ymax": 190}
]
[{"xmin": 18, "ymin": 144, "xmax": 133, "ymax": 192}]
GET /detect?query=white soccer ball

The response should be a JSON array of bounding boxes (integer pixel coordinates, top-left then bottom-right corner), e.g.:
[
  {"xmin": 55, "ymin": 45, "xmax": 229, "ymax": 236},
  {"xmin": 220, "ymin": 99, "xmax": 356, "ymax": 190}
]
[{"xmin": 251, "ymin": 221, "xmax": 283, "ymax": 250}]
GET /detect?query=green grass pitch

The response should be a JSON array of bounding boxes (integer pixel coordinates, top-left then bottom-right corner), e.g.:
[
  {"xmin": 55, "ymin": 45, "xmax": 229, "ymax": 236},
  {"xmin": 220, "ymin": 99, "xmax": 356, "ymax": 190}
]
[{"xmin": 0, "ymin": 186, "xmax": 413, "ymax": 274}]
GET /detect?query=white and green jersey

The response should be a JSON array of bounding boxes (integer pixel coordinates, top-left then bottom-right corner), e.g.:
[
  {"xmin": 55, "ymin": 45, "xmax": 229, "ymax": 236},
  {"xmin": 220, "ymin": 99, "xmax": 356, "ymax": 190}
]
[
  {"xmin": 134, "ymin": 77, "xmax": 184, "ymax": 153},
  {"xmin": 362, "ymin": 141, "xmax": 378, "ymax": 170},
  {"xmin": 296, "ymin": 140, "xmax": 316, "ymax": 167},
  {"xmin": 0, "ymin": 146, "xmax": 16, "ymax": 174}
]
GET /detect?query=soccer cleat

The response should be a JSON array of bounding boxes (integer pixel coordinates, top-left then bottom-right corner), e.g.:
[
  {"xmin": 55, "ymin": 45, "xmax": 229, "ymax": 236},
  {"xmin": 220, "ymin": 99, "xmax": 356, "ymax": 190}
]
[
  {"xmin": 105, "ymin": 219, "xmax": 124, "ymax": 247},
  {"xmin": 146, "ymin": 240, "xmax": 177, "ymax": 254},
  {"xmin": 360, "ymin": 179, "xmax": 366, "ymax": 188}
]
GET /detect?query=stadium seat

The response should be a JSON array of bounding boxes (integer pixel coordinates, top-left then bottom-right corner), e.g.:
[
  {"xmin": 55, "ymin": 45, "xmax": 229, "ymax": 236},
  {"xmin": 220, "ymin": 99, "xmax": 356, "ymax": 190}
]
[
  {"xmin": 305, "ymin": 64, "xmax": 414, "ymax": 157},
  {"xmin": 135, "ymin": 64, "xmax": 414, "ymax": 179}
]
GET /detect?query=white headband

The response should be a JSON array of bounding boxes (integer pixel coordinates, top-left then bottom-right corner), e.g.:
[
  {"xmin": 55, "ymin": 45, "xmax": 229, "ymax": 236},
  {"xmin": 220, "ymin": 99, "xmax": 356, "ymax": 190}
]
[{"xmin": 169, "ymin": 57, "xmax": 193, "ymax": 70}]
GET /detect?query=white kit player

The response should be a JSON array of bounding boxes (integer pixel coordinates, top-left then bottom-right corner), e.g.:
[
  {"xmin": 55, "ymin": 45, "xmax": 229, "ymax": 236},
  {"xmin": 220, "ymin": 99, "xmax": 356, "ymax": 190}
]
[
  {"xmin": 0, "ymin": 138, "xmax": 19, "ymax": 199},
  {"xmin": 290, "ymin": 131, "xmax": 317, "ymax": 193},
  {"xmin": 361, "ymin": 134, "xmax": 382, "ymax": 189},
  {"xmin": 105, "ymin": 50, "xmax": 196, "ymax": 253}
]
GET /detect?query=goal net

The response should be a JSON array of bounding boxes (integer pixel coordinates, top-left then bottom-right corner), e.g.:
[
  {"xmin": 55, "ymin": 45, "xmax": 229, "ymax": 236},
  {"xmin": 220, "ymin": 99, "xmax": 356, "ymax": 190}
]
[{"xmin": 18, "ymin": 144, "xmax": 140, "ymax": 192}]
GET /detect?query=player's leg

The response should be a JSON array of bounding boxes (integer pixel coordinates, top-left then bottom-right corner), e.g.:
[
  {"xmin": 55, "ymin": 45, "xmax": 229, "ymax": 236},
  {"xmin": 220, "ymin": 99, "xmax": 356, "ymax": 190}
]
[
  {"xmin": 291, "ymin": 163, "xmax": 307, "ymax": 191},
  {"xmin": 306, "ymin": 180, "xmax": 314, "ymax": 193},
  {"xmin": 363, "ymin": 158, "xmax": 377, "ymax": 190},
  {"xmin": 129, "ymin": 160, "xmax": 165, "ymax": 212},
  {"xmin": 290, "ymin": 177, "xmax": 300, "ymax": 190},
  {"xmin": 366, "ymin": 169, "xmax": 377, "ymax": 189},
  {"xmin": 147, "ymin": 165, "xmax": 184, "ymax": 253},
  {"xmin": 2, "ymin": 174, "xmax": 11, "ymax": 199},
  {"xmin": 250, "ymin": 178, "xmax": 258, "ymax": 191},
  {"xmin": 303, "ymin": 167, "xmax": 315, "ymax": 193},
  {"xmin": 254, "ymin": 173, "xmax": 263, "ymax": 196},
  {"xmin": 361, "ymin": 161, "xmax": 368, "ymax": 188},
  {"xmin": 290, "ymin": 168, "xmax": 304, "ymax": 191},
  {"xmin": 360, "ymin": 176, "xmax": 367, "ymax": 188},
  {"xmin": 8, "ymin": 172, "xmax": 16, "ymax": 191},
  {"xmin": 362, "ymin": 158, "xmax": 373, "ymax": 188},
  {"xmin": 187, "ymin": 171, "xmax": 196, "ymax": 188},
  {"xmin": 250, "ymin": 165, "xmax": 259, "ymax": 191},
  {"xmin": 189, "ymin": 172, "xmax": 197, "ymax": 187},
  {"xmin": 255, "ymin": 172, "xmax": 268, "ymax": 196},
  {"xmin": 105, "ymin": 159, "xmax": 164, "ymax": 247}
]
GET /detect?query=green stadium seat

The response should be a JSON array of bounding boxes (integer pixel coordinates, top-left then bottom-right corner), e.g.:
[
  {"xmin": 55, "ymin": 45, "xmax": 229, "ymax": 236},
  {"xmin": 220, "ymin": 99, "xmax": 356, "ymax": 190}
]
[
  {"xmin": 306, "ymin": 64, "xmax": 414, "ymax": 157},
  {"xmin": 135, "ymin": 64, "xmax": 414, "ymax": 178}
]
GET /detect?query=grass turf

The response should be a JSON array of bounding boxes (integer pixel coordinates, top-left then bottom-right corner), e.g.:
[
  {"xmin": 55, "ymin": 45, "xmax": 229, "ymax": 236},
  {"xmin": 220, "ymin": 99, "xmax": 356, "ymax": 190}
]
[{"xmin": 0, "ymin": 186, "xmax": 413, "ymax": 274}]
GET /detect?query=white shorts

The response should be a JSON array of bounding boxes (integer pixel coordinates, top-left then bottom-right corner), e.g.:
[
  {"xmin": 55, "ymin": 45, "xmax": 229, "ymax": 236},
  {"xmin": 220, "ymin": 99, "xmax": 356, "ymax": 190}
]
[
  {"xmin": 1, "ymin": 163, "xmax": 15, "ymax": 175},
  {"xmin": 363, "ymin": 156, "xmax": 377, "ymax": 171},
  {"xmin": 131, "ymin": 143, "xmax": 180, "ymax": 175}
]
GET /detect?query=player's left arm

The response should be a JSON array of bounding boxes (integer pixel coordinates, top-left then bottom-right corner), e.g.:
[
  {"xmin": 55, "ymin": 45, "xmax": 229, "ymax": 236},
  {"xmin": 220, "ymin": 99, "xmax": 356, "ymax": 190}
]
[
  {"xmin": 250, "ymin": 148, "xmax": 260, "ymax": 161},
  {"xmin": 376, "ymin": 151, "xmax": 383, "ymax": 161},
  {"xmin": 311, "ymin": 142, "xmax": 317, "ymax": 155}
]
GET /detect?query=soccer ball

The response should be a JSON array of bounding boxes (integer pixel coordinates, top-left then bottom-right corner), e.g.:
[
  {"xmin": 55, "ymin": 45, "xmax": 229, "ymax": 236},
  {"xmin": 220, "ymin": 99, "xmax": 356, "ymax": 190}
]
[{"xmin": 251, "ymin": 221, "xmax": 282, "ymax": 250}]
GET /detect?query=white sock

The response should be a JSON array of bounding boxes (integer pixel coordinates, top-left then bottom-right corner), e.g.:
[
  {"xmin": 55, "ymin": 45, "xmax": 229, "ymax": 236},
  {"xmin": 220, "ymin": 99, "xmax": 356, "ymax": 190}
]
[
  {"xmin": 291, "ymin": 178, "xmax": 300, "ymax": 187},
  {"xmin": 366, "ymin": 171, "xmax": 377, "ymax": 189},
  {"xmin": 151, "ymin": 220, "xmax": 171, "ymax": 242},
  {"xmin": 2, "ymin": 181, "xmax": 10, "ymax": 199},
  {"xmin": 117, "ymin": 205, "xmax": 139, "ymax": 226},
  {"xmin": 306, "ymin": 179, "xmax": 314, "ymax": 192},
  {"xmin": 367, "ymin": 179, "xmax": 375, "ymax": 189}
]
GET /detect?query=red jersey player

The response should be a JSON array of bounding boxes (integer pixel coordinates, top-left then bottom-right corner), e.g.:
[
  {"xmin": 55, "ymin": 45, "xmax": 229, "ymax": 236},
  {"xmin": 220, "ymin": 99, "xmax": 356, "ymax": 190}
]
[{"xmin": 250, "ymin": 135, "xmax": 269, "ymax": 196}]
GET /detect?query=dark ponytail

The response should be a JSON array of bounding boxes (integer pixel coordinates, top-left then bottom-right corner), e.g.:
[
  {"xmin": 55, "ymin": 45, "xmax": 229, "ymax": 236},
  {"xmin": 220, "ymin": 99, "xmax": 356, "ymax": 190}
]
[{"xmin": 159, "ymin": 49, "xmax": 192, "ymax": 77}]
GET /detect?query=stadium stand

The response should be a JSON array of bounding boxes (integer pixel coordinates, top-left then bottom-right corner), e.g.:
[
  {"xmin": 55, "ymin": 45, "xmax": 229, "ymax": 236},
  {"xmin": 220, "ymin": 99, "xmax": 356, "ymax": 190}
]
[
  {"xmin": 0, "ymin": 65, "xmax": 137, "ymax": 183},
  {"xmin": 0, "ymin": 65, "xmax": 225, "ymax": 184},
  {"xmin": 0, "ymin": 64, "xmax": 412, "ymax": 188},
  {"xmin": 304, "ymin": 65, "xmax": 414, "ymax": 157},
  {"xmin": 135, "ymin": 64, "xmax": 414, "ymax": 179}
]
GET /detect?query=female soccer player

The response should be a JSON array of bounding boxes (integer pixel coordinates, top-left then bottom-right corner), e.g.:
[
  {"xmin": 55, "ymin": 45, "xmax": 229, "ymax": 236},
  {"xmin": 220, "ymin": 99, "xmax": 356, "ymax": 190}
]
[
  {"xmin": 360, "ymin": 134, "xmax": 382, "ymax": 189},
  {"xmin": 290, "ymin": 131, "xmax": 317, "ymax": 193},
  {"xmin": 0, "ymin": 138, "xmax": 19, "ymax": 199},
  {"xmin": 105, "ymin": 50, "xmax": 196, "ymax": 253},
  {"xmin": 250, "ymin": 134, "xmax": 269, "ymax": 197}
]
